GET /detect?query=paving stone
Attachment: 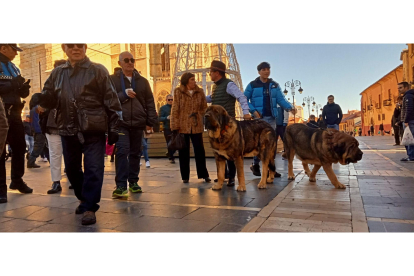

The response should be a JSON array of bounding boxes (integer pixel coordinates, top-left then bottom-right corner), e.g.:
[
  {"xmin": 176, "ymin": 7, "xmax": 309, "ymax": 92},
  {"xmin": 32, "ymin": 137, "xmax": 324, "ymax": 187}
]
[
  {"xmin": 382, "ymin": 222, "xmax": 414, "ymax": 232},
  {"xmin": 25, "ymin": 207, "xmax": 74, "ymax": 222},
  {"xmin": 116, "ymin": 204, "xmax": 199, "ymax": 219},
  {"xmin": 49, "ymin": 212, "xmax": 141, "ymax": 229},
  {"xmin": 183, "ymin": 208, "xmax": 258, "ymax": 225},
  {"xmin": 0, "ymin": 218, "xmax": 47, "ymax": 232},
  {"xmin": 1, "ymin": 205, "xmax": 45, "ymax": 219},
  {"xmin": 28, "ymin": 223, "xmax": 120, "ymax": 232},
  {"xmin": 210, "ymin": 222, "xmax": 244, "ymax": 232}
]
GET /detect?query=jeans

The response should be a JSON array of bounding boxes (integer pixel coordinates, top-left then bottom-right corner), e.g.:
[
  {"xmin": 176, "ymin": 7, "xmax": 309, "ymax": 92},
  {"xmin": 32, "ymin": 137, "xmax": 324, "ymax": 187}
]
[
  {"xmin": 403, "ymin": 122, "xmax": 414, "ymax": 160},
  {"xmin": 28, "ymin": 133, "xmax": 46, "ymax": 165},
  {"xmin": 141, "ymin": 137, "xmax": 149, "ymax": 162},
  {"xmin": 163, "ymin": 128, "xmax": 176, "ymax": 160},
  {"xmin": 327, "ymin": 124, "xmax": 339, "ymax": 131},
  {"xmin": 115, "ymin": 127, "xmax": 143, "ymax": 188},
  {"xmin": 25, "ymin": 135, "xmax": 34, "ymax": 154},
  {"xmin": 61, "ymin": 133, "xmax": 105, "ymax": 212},
  {"xmin": 178, "ymin": 133, "xmax": 209, "ymax": 180},
  {"xmin": 253, "ymin": 116, "xmax": 276, "ymax": 166},
  {"xmin": 46, "ymin": 133, "xmax": 63, "ymax": 182}
]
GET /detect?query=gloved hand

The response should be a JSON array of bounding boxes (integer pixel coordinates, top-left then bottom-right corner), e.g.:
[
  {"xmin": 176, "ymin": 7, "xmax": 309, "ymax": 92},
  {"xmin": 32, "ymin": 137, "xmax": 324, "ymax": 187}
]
[
  {"xmin": 108, "ymin": 132, "xmax": 119, "ymax": 145},
  {"xmin": 19, "ymin": 79, "xmax": 31, "ymax": 98},
  {"xmin": 11, "ymin": 75, "xmax": 26, "ymax": 89}
]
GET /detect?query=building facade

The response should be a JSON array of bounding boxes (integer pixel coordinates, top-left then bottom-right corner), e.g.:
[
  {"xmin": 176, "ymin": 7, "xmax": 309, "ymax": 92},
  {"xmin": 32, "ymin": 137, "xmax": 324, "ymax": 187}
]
[
  {"xmin": 400, "ymin": 44, "xmax": 414, "ymax": 87},
  {"xmin": 360, "ymin": 65, "xmax": 403, "ymax": 136}
]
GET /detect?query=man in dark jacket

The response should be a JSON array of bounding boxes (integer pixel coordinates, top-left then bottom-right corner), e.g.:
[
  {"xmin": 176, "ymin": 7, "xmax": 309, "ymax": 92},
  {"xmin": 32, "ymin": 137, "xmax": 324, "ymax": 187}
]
[
  {"xmin": 110, "ymin": 51, "xmax": 157, "ymax": 199},
  {"xmin": 0, "ymin": 44, "xmax": 33, "ymax": 204},
  {"xmin": 321, "ymin": 95, "xmax": 343, "ymax": 130},
  {"xmin": 307, "ymin": 115, "xmax": 319, "ymax": 128},
  {"xmin": 39, "ymin": 44, "xmax": 122, "ymax": 225},
  {"xmin": 159, "ymin": 94, "xmax": 176, "ymax": 163},
  {"xmin": 399, "ymin": 82, "xmax": 414, "ymax": 162},
  {"xmin": 392, "ymin": 96, "xmax": 403, "ymax": 145}
]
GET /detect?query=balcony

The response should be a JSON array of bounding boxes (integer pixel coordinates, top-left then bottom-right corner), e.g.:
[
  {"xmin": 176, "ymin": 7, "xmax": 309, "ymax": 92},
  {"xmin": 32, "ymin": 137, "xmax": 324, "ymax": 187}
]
[
  {"xmin": 375, "ymin": 103, "xmax": 381, "ymax": 109},
  {"xmin": 383, "ymin": 99, "xmax": 392, "ymax": 106}
]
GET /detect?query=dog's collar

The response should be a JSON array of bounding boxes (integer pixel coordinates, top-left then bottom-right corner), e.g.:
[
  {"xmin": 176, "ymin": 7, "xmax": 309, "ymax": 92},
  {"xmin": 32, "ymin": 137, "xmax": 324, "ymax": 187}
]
[{"xmin": 221, "ymin": 125, "xmax": 229, "ymax": 136}]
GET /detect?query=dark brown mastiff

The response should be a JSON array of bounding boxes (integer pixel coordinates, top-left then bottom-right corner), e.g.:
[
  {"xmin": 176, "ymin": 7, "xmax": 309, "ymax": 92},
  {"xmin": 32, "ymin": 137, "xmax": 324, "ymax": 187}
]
[
  {"xmin": 204, "ymin": 105, "xmax": 278, "ymax": 192},
  {"xmin": 282, "ymin": 124, "xmax": 363, "ymax": 189}
]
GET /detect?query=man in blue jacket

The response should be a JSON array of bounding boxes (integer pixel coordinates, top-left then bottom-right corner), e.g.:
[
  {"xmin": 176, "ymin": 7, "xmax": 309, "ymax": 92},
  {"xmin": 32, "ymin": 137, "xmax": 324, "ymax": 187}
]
[
  {"xmin": 159, "ymin": 94, "xmax": 176, "ymax": 163},
  {"xmin": 244, "ymin": 62, "xmax": 294, "ymax": 176},
  {"xmin": 399, "ymin": 82, "xmax": 414, "ymax": 162},
  {"xmin": 321, "ymin": 95, "xmax": 343, "ymax": 130}
]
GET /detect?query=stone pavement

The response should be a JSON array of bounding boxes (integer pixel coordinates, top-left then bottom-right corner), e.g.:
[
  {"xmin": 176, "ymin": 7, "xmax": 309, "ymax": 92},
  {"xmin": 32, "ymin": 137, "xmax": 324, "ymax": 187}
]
[
  {"xmin": 2, "ymin": 135, "xmax": 413, "ymax": 232},
  {"xmin": 242, "ymin": 135, "xmax": 414, "ymax": 232}
]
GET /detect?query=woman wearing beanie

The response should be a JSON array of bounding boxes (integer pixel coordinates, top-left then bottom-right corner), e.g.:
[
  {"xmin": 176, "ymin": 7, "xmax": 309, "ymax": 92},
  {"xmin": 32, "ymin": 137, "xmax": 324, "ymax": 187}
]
[{"xmin": 170, "ymin": 73, "xmax": 211, "ymax": 183}]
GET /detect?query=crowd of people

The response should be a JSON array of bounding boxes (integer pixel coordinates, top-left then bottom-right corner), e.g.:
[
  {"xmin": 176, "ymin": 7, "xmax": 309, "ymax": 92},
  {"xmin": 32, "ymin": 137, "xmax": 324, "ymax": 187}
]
[{"xmin": 1, "ymin": 43, "xmax": 413, "ymax": 226}]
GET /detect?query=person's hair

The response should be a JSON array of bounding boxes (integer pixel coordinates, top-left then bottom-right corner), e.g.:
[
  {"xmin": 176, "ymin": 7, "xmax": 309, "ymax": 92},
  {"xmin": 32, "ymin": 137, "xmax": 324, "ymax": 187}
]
[
  {"xmin": 398, "ymin": 82, "xmax": 410, "ymax": 89},
  {"xmin": 54, "ymin": 59, "xmax": 66, "ymax": 68},
  {"xmin": 257, "ymin": 62, "xmax": 271, "ymax": 72},
  {"xmin": 327, "ymin": 95, "xmax": 334, "ymax": 99},
  {"xmin": 180, "ymin": 72, "xmax": 195, "ymax": 86},
  {"xmin": 166, "ymin": 94, "xmax": 173, "ymax": 100},
  {"xmin": 309, "ymin": 115, "xmax": 316, "ymax": 119}
]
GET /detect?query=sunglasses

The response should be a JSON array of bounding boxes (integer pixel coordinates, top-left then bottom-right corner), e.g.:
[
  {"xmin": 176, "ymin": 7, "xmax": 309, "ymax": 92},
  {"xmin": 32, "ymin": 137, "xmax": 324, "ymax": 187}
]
[
  {"xmin": 66, "ymin": 44, "xmax": 85, "ymax": 49},
  {"xmin": 167, "ymin": 99, "xmax": 173, "ymax": 101},
  {"xmin": 123, "ymin": 58, "xmax": 135, "ymax": 63}
]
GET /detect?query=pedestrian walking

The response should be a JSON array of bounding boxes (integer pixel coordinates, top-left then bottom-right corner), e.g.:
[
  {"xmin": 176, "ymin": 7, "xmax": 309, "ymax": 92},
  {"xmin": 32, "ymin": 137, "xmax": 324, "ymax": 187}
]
[
  {"xmin": 23, "ymin": 115, "xmax": 34, "ymax": 157},
  {"xmin": 141, "ymin": 136, "xmax": 150, "ymax": 168},
  {"xmin": 39, "ymin": 44, "xmax": 122, "ymax": 225},
  {"xmin": 392, "ymin": 96, "xmax": 403, "ymax": 145},
  {"xmin": 379, "ymin": 123, "xmax": 384, "ymax": 136},
  {"xmin": 307, "ymin": 115, "xmax": 319, "ymax": 128},
  {"xmin": 159, "ymin": 94, "xmax": 176, "ymax": 164},
  {"xmin": 0, "ymin": 44, "xmax": 33, "ymax": 204},
  {"xmin": 321, "ymin": 95, "xmax": 343, "ymax": 130},
  {"xmin": 171, "ymin": 72, "xmax": 211, "ymax": 183},
  {"xmin": 358, "ymin": 128, "xmax": 362, "ymax": 137},
  {"xmin": 244, "ymin": 62, "xmax": 293, "ymax": 177},
  {"xmin": 27, "ymin": 93, "xmax": 46, "ymax": 168},
  {"xmin": 399, "ymin": 82, "xmax": 414, "ymax": 162},
  {"xmin": 370, "ymin": 125, "xmax": 375, "ymax": 136},
  {"xmin": 110, "ymin": 51, "xmax": 157, "ymax": 198}
]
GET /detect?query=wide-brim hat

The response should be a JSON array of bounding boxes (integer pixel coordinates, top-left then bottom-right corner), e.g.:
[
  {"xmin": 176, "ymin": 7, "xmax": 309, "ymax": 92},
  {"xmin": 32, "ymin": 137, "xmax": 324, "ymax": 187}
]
[
  {"xmin": 8, "ymin": 44, "xmax": 23, "ymax": 52},
  {"xmin": 208, "ymin": 60, "xmax": 226, "ymax": 73}
]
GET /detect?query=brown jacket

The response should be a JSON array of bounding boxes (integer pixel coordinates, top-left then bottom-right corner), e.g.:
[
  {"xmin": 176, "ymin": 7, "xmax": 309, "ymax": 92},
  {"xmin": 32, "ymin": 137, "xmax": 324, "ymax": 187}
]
[{"xmin": 171, "ymin": 85, "xmax": 207, "ymax": 134}]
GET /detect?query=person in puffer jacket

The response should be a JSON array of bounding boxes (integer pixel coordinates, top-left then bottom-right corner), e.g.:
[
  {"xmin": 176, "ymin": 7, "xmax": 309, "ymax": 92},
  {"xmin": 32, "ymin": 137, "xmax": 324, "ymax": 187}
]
[
  {"xmin": 244, "ymin": 62, "xmax": 293, "ymax": 177},
  {"xmin": 399, "ymin": 81, "xmax": 414, "ymax": 162}
]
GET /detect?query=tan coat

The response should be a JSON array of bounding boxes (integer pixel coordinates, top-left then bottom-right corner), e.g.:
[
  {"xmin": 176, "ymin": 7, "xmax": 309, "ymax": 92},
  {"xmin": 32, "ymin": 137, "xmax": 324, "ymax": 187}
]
[{"xmin": 170, "ymin": 85, "xmax": 207, "ymax": 134}]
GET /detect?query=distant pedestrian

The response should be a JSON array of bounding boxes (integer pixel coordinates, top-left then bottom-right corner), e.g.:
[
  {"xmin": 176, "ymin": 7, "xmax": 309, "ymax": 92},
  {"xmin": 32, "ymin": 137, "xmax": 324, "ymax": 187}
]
[
  {"xmin": 159, "ymin": 94, "xmax": 176, "ymax": 164},
  {"xmin": 317, "ymin": 114, "xmax": 326, "ymax": 128},
  {"xmin": 379, "ymin": 123, "xmax": 384, "ymax": 136},
  {"xmin": 321, "ymin": 95, "xmax": 343, "ymax": 130},
  {"xmin": 141, "ymin": 136, "xmax": 150, "ymax": 168},
  {"xmin": 23, "ymin": 115, "xmax": 34, "ymax": 157},
  {"xmin": 358, "ymin": 128, "xmax": 362, "ymax": 136},
  {"xmin": 27, "ymin": 93, "xmax": 46, "ymax": 169},
  {"xmin": 399, "ymin": 81, "xmax": 414, "ymax": 162},
  {"xmin": 392, "ymin": 96, "xmax": 403, "ymax": 145},
  {"xmin": 370, "ymin": 125, "xmax": 374, "ymax": 136},
  {"xmin": 306, "ymin": 115, "xmax": 319, "ymax": 128},
  {"xmin": 171, "ymin": 72, "xmax": 211, "ymax": 184}
]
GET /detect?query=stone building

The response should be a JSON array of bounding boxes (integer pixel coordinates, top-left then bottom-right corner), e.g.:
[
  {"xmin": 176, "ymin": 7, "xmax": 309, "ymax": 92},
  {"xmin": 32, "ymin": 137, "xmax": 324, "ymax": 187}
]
[
  {"xmin": 359, "ymin": 64, "xmax": 403, "ymax": 136},
  {"xmin": 400, "ymin": 44, "xmax": 414, "ymax": 87}
]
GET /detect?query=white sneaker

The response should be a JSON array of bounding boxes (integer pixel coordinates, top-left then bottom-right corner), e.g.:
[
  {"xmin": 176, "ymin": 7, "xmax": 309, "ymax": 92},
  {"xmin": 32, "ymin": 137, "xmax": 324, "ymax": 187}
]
[{"xmin": 146, "ymin": 161, "xmax": 150, "ymax": 168}]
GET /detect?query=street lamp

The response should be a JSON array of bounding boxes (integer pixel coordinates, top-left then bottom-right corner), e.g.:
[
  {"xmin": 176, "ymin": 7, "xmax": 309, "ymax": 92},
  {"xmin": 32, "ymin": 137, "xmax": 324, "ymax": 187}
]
[
  {"xmin": 303, "ymin": 96, "xmax": 315, "ymax": 118},
  {"xmin": 316, "ymin": 104, "xmax": 322, "ymax": 117},
  {"xmin": 284, "ymin": 79, "xmax": 303, "ymax": 123}
]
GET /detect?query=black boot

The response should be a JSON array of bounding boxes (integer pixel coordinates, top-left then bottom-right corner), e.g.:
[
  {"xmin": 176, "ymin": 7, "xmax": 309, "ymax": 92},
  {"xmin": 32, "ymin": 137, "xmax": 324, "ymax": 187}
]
[
  {"xmin": 47, "ymin": 181, "xmax": 62, "ymax": 194},
  {"xmin": 227, "ymin": 178, "xmax": 235, "ymax": 187},
  {"xmin": 9, "ymin": 181, "xmax": 33, "ymax": 194},
  {"xmin": 250, "ymin": 164, "xmax": 261, "ymax": 176},
  {"xmin": 0, "ymin": 187, "xmax": 7, "ymax": 204}
]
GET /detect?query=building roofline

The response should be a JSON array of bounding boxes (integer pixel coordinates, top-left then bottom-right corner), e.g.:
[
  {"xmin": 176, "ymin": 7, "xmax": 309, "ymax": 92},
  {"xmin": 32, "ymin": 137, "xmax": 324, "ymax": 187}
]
[{"xmin": 359, "ymin": 64, "xmax": 403, "ymax": 95}]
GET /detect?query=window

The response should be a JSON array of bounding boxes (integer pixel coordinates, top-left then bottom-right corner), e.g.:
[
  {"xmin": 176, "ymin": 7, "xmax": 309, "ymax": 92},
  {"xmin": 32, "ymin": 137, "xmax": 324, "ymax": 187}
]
[
  {"xmin": 157, "ymin": 90, "xmax": 170, "ymax": 112},
  {"xmin": 378, "ymin": 95, "xmax": 382, "ymax": 108},
  {"xmin": 161, "ymin": 44, "xmax": 170, "ymax": 76},
  {"xmin": 382, "ymin": 114, "xmax": 385, "ymax": 120},
  {"xmin": 378, "ymin": 114, "xmax": 381, "ymax": 121},
  {"xmin": 388, "ymin": 89, "xmax": 391, "ymax": 100}
]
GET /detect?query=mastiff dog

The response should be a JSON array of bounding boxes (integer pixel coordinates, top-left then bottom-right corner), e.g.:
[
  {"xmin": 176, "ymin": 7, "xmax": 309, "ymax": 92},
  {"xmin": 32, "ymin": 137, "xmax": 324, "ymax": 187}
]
[
  {"xmin": 204, "ymin": 105, "xmax": 277, "ymax": 192},
  {"xmin": 282, "ymin": 124, "xmax": 363, "ymax": 189}
]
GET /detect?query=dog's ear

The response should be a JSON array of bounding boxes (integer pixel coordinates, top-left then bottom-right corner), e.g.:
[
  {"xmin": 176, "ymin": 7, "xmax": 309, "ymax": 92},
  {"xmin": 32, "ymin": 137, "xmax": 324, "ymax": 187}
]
[
  {"xmin": 219, "ymin": 108, "xmax": 229, "ymax": 129},
  {"xmin": 333, "ymin": 142, "xmax": 346, "ymax": 157}
]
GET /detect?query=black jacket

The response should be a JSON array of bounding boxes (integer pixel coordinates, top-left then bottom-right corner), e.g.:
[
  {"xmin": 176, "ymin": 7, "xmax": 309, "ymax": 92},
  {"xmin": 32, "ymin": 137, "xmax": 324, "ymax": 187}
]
[
  {"xmin": 0, "ymin": 53, "xmax": 29, "ymax": 107},
  {"xmin": 321, "ymin": 102, "xmax": 343, "ymax": 125},
  {"xmin": 402, "ymin": 89, "xmax": 414, "ymax": 123},
  {"xmin": 307, "ymin": 121, "xmax": 319, "ymax": 128},
  {"xmin": 393, "ymin": 105, "xmax": 401, "ymax": 126},
  {"xmin": 39, "ymin": 57, "xmax": 121, "ymax": 136},
  {"xmin": 110, "ymin": 69, "xmax": 157, "ymax": 129}
]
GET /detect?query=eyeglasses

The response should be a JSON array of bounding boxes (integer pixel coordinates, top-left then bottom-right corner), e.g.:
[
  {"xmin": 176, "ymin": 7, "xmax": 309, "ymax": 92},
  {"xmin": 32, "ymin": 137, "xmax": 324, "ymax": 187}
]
[
  {"xmin": 66, "ymin": 44, "xmax": 85, "ymax": 49},
  {"xmin": 123, "ymin": 58, "xmax": 135, "ymax": 63},
  {"xmin": 167, "ymin": 99, "xmax": 173, "ymax": 101}
]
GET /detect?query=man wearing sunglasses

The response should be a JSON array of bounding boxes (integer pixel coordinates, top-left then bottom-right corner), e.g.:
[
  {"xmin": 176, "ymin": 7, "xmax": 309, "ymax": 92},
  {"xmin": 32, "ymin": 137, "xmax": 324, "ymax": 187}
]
[
  {"xmin": 39, "ymin": 44, "xmax": 122, "ymax": 225},
  {"xmin": 0, "ymin": 44, "xmax": 33, "ymax": 204},
  {"xmin": 110, "ymin": 51, "xmax": 157, "ymax": 199},
  {"xmin": 159, "ymin": 94, "xmax": 176, "ymax": 163}
]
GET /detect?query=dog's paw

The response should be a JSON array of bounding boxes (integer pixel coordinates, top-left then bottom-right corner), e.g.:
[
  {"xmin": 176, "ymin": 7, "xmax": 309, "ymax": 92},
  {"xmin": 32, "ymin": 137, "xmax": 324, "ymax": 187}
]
[
  {"xmin": 266, "ymin": 178, "xmax": 274, "ymax": 184},
  {"xmin": 309, "ymin": 177, "xmax": 316, "ymax": 182},
  {"xmin": 258, "ymin": 182, "xmax": 267, "ymax": 189},
  {"xmin": 288, "ymin": 175, "xmax": 295, "ymax": 180},
  {"xmin": 212, "ymin": 184, "xmax": 223, "ymax": 190},
  {"xmin": 236, "ymin": 185, "xmax": 246, "ymax": 192},
  {"xmin": 335, "ymin": 183, "xmax": 346, "ymax": 189}
]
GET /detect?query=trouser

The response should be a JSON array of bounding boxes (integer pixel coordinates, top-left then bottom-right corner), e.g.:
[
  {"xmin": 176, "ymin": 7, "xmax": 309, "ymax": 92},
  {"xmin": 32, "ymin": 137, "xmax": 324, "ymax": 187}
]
[
  {"xmin": 0, "ymin": 100, "xmax": 8, "ymax": 156},
  {"xmin": 371, "ymin": 130, "xmax": 374, "ymax": 136},
  {"xmin": 46, "ymin": 133, "xmax": 63, "ymax": 182},
  {"xmin": 28, "ymin": 133, "xmax": 46, "ymax": 165},
  {"xmin": 163, "ymin": 128, "xmax": 176, "ymax": 160},
  {"xmin": 41, "ymin": 144, "xmax": 49, "ymax": 160},
  {"xmin": 276, "ymin": 125, "xmax": 286, "ymax": 151},
  {"xmin": 61, "ymin": 133, "xmax": 105, "ymax": 212},
  {"xmin": 393, "ymin": 125, "xmax": 400, "ymax": 144},
  {"xmin": 115, "ymin": 127, "xmax": 143, "ymax": 188},
  {"xmin": 0, "ymin": 111, "xmax": 26, "ymax": 192},
  {"xmin": 178, "ymin": 133, "xmax": 209, "ymax": 180},
  {"xmin": 25, "ymin": 135, "xmax": 34, "ymax": 153},
  {"xmin": 254, "ymin": 116, "xmax": 276, "ymax": 166},
  {"xmin": 327, "ymin": 124, "xmax": 339, "ymax": 131},
  {"xmin": 403, "ymin": 122, "xmax": 414, "ymax": 160},
  {"xmin": 141, "ymin": 137, "xmax": 149, "ymax": 162}
]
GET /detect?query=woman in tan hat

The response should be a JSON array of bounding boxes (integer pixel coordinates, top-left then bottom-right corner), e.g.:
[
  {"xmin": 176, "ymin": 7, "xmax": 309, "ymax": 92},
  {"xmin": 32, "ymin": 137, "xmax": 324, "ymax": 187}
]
[{"xmin": 170, "ymin": 73, "xmax": 211, "ymax": 183}]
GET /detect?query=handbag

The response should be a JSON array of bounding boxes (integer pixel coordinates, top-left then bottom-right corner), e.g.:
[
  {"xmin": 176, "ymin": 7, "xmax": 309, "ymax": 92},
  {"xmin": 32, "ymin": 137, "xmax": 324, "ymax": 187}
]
[
  {"xmin": 401, "ymin": 126, "xmax": 414, "ymax": 146},
  {"xmin": 168, "ymin": 131, "xmax": 186, "ymax": 151}
]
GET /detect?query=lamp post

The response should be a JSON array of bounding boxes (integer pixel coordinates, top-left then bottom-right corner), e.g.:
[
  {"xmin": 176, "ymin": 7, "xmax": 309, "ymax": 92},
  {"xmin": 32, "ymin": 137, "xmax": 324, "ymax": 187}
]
[
  {"xmin": 316, "ymin": 104, "xmax": 322, "ymax": 117},
  {"xmin": 303, "ymin": 96, "xmax": 315, "ymax": 118},
  {"xmin": 283, "ymin": 80, "xmax": 303, "ymax": 123}
]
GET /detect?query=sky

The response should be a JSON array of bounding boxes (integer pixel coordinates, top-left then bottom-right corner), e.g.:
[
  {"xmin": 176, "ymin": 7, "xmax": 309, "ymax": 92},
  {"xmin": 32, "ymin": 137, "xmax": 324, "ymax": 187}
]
[{"xmin": 233, "ymin": 44, "xmax": 406, "ymax": 116}]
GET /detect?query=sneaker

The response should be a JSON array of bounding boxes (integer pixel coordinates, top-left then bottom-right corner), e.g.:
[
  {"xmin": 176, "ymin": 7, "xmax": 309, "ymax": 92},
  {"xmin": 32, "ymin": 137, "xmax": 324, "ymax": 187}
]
[
  {"xmin": 9, "ymin": 181, "xmax": 33, "ymax": 194},
  {"xmin": 170, "ymin": 159, "xmax": 176, "ymax": 164},
  {"xmin": 146, "ymin": 161, "xmax": 150, "ymax": 168},
  {"xmin": 112, "ymin": 186, "xmax": 129, "ymax": 198},
  {"xmin": 401, "ymin": 157, "xmax": 409, "ymax": 162},
  {"xmin": 129, "ymin": 182, "xmax": 142, "ymax": 193},
  {"xmin": 250, "ymin": 164, "xmax": 261, "ymax": 176},
  {"xmin": 204, "ymin": 177, "xmax": 211, "ymax": 183}
]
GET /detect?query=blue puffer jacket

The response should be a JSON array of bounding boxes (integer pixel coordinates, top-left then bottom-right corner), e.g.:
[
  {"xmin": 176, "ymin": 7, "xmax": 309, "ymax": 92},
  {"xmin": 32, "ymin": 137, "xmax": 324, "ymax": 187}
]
[{"xmin": 244, "ymin": 77, "xmax": 292, "ymax": 118}]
